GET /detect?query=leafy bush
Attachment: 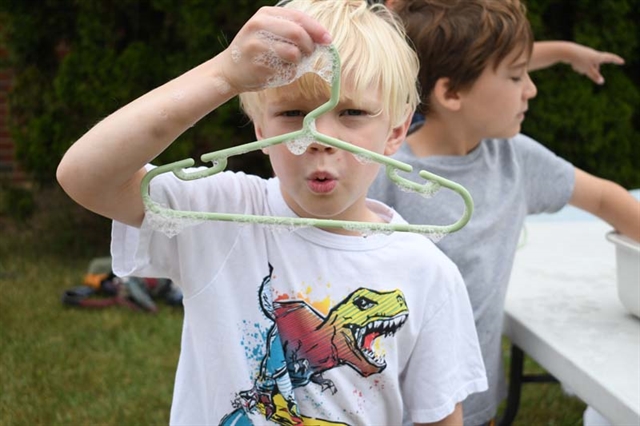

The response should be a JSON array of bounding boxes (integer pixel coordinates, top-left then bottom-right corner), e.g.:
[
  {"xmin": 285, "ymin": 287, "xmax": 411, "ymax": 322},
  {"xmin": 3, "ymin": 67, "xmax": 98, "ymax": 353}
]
[
  {"xmin": 0, "ymin": 183, "xmax": 35, "ymax": 221},
  {"xmin": 524, "ymin": 0, "xmax": 640, "ymax": 188},
  {"xmin": 1, "ymin": 0, "xmax": 638, "ymax": 187},
  {"xmin": 1, "ymin": 0, "xmax": 273, "ymax": 185}
]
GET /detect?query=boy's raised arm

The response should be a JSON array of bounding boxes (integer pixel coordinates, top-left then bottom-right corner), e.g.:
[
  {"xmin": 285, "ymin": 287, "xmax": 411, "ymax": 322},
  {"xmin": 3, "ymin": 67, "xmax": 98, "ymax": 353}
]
[
  {"xmin": 529, "ymin": 41, "xmax": 624, "ymax": 85},
  {"xmin": 570, "ymin": 168, "xmax": 640, "ymax": 242},
  {"xmin": 56, "ymin": 6, "xmax": 331, "ymax": 228}
]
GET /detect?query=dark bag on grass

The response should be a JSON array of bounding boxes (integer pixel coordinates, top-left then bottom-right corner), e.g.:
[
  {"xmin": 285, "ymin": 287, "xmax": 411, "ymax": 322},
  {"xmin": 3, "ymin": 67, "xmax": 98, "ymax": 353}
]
[{"xmin": 61, "ymin": 257, "xmax": 182, "ymax": 312}]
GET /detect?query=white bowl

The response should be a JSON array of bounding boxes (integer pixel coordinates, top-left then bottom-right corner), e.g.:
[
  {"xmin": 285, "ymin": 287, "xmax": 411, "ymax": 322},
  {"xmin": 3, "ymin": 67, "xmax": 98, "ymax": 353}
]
[{"xmin": 606, "ymin": 231, "xmax": 640, "ymax": 318}]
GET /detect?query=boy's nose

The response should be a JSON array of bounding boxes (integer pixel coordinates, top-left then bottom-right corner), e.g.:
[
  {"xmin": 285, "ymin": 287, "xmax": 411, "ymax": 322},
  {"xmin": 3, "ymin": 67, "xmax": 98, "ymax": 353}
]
[
  {"xmin": 307, "ymin": 116, "xmax": 338, "ymax": 153},
  {"xmin": 524, "ymin": 73, "xmax": 537, "ymax": 99},
  {"xmin": 307, "ymin": 141, "xmax": 336, "ymax": 154}
]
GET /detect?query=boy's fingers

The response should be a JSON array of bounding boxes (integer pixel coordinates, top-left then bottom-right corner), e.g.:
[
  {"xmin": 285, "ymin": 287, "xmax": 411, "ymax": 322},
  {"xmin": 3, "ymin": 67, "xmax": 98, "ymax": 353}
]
[
  {"xmin": 281, "ymin": 8, "xmax": 332, "ymax": 45},
  {"xmin": 588, "ymin": 65, "xmax": 605, "ymax": 85},
  {"xmin": 587, "ymin": 53, "xmax": 624, "ymax": 85},
  {"xmin": 263, "ymin": 7, "xmax": 331, "ymax": 55},
  {"xmin": 222, "ymin": 6, "xmax": 332, "ymax": 92},
  {"xmin": 599, "ymin": 52, "xmax": 625, "ymax": 66}
]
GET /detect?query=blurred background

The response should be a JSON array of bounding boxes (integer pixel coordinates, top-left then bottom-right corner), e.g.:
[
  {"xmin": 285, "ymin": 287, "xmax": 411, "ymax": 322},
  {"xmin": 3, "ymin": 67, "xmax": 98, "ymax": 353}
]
[{"xmin": 0, "ymin": 0, "xmax": 637, "ymax": 424}]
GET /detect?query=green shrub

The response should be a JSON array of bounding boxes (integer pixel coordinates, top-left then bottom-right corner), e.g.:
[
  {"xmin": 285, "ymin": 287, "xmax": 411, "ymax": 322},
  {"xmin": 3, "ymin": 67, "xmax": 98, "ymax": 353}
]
[
  {"xmin": 0, "ymin": 184, "xmax": 36, "ymax": 221},
  {"xmin": 1, "ymin": 0, "xmax": 638, "ymax": 188},
  {"xmin": 1, "ymin": 0, "xmax": 273, "ymax": 186},
  {"xmin": 524, "ymin": 0, "xmax": 640, "ymax": 188}
]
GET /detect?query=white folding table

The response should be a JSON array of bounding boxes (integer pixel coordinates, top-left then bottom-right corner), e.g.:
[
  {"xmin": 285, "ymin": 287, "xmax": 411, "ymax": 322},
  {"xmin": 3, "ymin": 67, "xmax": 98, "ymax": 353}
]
[{"xmin": 502, "ymin": 213, "xmax": 640, "ymax": 425}]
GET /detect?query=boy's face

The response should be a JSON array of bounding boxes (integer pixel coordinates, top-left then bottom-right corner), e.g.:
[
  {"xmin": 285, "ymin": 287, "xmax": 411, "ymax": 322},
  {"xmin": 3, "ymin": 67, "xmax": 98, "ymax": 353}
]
[
  {"xmin": 253, "ymin": 82, "xmax": 409, "ymax": 228},
  {"xmin": 458, "ymin": 49, "xmax": 537, "ymax": 140}
]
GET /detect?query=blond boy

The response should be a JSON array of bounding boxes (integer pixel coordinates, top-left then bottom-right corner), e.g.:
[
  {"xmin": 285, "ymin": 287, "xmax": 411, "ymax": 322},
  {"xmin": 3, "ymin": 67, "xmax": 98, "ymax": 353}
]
[{"xmin": 58, "ymin": 1, "xmax": 488, "ymax": 424}]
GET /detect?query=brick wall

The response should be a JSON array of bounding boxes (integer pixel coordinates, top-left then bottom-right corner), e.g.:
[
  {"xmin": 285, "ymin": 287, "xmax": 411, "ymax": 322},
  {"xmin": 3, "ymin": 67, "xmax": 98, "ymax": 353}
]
[{"xmin": 0, "ymin": 18, "xmax": 24, "ymax": 184}]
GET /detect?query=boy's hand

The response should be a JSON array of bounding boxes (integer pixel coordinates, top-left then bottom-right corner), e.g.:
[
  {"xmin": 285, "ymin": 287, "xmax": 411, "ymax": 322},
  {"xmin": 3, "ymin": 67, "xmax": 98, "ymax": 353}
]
[
  {"xmin": 219, "ymin": 6, "xmax": 332, "ymax": 94},
  {"xmin": 566, "ymin": 43, "xmax": 625, "ymax": 85}
]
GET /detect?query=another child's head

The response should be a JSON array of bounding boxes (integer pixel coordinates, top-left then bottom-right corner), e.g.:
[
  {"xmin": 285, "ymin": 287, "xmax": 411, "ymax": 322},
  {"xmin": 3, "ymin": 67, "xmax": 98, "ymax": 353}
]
[
  {"xmin": 240, "ymin": 0, "xmax": 419, "ymax": 128},
  {"xmin": 394, "ymin": 0, "xmax": 534, "ymax": 116}
]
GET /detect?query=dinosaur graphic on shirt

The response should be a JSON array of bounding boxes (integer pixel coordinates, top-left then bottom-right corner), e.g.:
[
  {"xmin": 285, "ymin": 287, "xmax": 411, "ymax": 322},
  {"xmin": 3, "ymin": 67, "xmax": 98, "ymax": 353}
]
[{"xmin": 220, "ymin": 264, "xmax": 409, "ymax": 426}]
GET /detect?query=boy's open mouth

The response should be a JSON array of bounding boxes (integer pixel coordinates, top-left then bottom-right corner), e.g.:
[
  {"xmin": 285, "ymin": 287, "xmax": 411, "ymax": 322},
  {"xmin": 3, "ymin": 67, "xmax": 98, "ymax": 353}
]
[{"xmin": 307, "ymin": 172, "xmax": 337, "ymax": 194}]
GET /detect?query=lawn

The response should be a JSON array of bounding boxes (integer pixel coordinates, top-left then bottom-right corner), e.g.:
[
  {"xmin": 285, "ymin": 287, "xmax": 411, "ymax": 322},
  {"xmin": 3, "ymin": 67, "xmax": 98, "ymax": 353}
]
[{"xmin": 0, "ymin": 187, "xmax": 586, "ymax": 425}]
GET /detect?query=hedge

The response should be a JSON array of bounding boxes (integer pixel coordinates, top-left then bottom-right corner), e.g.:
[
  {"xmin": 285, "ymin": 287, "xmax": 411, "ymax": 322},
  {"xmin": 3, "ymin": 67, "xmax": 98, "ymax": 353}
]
[
  {"xmin": 524, "ymin": 0, "xmax": 639, "ymax": 189},
  {"xmin": 1, "ymin": 0, "xmax": 638, "ymax": 187}
]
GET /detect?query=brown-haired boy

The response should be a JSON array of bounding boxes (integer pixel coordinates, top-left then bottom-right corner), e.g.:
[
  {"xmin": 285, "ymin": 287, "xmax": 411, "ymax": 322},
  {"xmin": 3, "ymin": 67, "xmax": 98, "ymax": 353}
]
[{"xmin": 369, "ymin": 0, "xmax": 640, "ymax": 425}]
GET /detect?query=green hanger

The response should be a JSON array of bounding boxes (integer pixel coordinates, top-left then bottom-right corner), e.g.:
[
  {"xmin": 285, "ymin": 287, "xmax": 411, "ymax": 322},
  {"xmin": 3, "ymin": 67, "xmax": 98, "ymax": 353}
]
[{"xmin": 141, "ymin": 45, "xmax": 473, "ymax": 236}]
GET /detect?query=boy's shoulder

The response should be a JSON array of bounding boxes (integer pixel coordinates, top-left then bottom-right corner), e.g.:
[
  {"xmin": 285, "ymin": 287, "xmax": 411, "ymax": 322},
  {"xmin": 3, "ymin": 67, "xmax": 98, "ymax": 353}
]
[
  {"xmin": 144, "ymin": 169, "xmax": 273, "ymax": 228},
  {"xmin": 484, "ymin": 133, "xmax": 572, "ymax": 166},
  {"xmin": 479, "ymin": 133, "xmax": 555, "ymax": 162},
  {"xmin": 151, "ymin": 168, "xmax": 269, "ymax": 201}
]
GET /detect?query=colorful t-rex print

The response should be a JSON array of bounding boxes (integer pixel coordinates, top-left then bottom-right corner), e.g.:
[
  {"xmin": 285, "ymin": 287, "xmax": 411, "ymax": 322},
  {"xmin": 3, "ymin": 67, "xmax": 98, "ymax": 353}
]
[
  {"xmin": 275, "ymin": 283, "xmax": 409, "ymax": 393},
  {"xmin": 220, "ymin": 264, "xmax": 409, "ymax": 426}
]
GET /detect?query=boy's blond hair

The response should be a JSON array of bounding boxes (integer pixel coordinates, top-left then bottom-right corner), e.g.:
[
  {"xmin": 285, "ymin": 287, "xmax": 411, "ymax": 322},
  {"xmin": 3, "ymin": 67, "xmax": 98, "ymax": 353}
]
[
  {"xmin": 239, "ymin": 0, "xmax": 420, "ymax": 128},
  {"xmin": 395, "ymin": 0, "xmax": 534, "ymax": 115}
]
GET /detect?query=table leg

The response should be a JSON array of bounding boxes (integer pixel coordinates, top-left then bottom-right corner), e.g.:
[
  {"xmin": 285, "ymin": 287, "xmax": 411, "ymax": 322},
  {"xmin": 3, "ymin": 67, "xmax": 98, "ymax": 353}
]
[
  {"xmin": 498, "ymin": 344, "xmax": 525, "ymax": 426},
  {"xmin": 498, "ymin": 344, "xmax": 558, "ymax": 426}
]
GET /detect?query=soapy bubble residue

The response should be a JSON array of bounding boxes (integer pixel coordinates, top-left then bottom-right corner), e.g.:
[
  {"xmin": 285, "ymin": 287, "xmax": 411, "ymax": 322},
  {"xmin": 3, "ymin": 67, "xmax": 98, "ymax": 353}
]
[
  {"xmin": 252, "ymin": 34, "xmax": 334, "ymax": 89},
  {"xmin": 146, "ymin": 208, "xmax": 204, "ymax": 238}
]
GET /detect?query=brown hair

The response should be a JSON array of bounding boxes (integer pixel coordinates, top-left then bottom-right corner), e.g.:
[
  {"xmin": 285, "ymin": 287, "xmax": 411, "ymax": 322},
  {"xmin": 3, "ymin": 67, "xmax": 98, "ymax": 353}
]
[{"xmin": 394, "ymin": 0, "xmax": 534, "ymax": 115}]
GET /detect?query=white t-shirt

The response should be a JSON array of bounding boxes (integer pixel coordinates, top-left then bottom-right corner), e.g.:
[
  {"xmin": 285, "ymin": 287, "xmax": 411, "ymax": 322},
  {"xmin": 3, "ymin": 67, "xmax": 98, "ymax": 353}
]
[{"xmin": 112, "ymin": 171, "xmax": 487, "ymax": 426}]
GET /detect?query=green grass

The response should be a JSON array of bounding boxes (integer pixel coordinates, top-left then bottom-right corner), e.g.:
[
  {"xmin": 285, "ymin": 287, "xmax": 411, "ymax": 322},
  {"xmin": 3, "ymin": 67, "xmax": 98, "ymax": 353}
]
[
  {"xmin": 0, "ymin": 187, "xmax": 586, "ymax": 425},
  {"xmin": 0, "ymin": 239, "xmax": 182, "ymax": 425},
  {"xmin": 1, "ymin": 187, "xmax": 182, "ymax": 425},
  {"xmin": 499, "ymin": 346, "xmax": 587, "ymax": 426}
]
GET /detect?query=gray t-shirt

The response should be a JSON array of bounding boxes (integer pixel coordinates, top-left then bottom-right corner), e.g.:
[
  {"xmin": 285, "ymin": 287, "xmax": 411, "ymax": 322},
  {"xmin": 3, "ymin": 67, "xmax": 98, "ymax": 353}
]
[{"xmin": 369, "ymin": 134, "xmax": 575, "ymax": 426}]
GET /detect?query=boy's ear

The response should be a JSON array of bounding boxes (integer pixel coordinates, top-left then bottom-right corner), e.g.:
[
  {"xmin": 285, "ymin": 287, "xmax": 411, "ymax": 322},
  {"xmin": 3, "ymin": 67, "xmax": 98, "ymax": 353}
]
[
  {"xmin": 384, "ymin": 111, "xmax": 412, "ymax": 156},
  {"xmin": 433, "ymin": 77, "xmax": 462, "ymax": 112}
]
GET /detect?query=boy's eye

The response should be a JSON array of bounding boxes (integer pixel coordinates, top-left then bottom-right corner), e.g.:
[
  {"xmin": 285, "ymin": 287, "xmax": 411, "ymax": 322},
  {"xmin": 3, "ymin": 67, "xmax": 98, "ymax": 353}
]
[
  {"xmin": 510, "ymin": 71, "xmax": 526, "ymax": 82},
  {"xmin": 340, "ymin": 109, "xmax": 366, "ymax": 117},
  {"xmin": 281, "ymin": 110, "xmax": 305, "ymax": 117}
]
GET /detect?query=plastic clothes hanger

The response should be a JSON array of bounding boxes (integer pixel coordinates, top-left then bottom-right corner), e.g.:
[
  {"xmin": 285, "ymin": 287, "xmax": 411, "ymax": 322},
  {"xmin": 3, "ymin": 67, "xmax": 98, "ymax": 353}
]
[{"xmin": 141, "ymin": 45, "xmax": 473, "ymax": 236}]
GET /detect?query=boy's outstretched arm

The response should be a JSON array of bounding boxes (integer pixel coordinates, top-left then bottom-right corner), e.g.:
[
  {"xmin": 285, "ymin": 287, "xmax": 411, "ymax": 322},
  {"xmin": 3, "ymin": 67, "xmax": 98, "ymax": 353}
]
[
  {"xmin": 529, "ymin": 41, "xmax": 625, "ymax": 85},
  {"xmin": 569, "ymin": 168, "xmax": 640, "ymax": 242},
  {"xmin": 56, "ymin": 6, "xmax": 331, "ymax": 228}
]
